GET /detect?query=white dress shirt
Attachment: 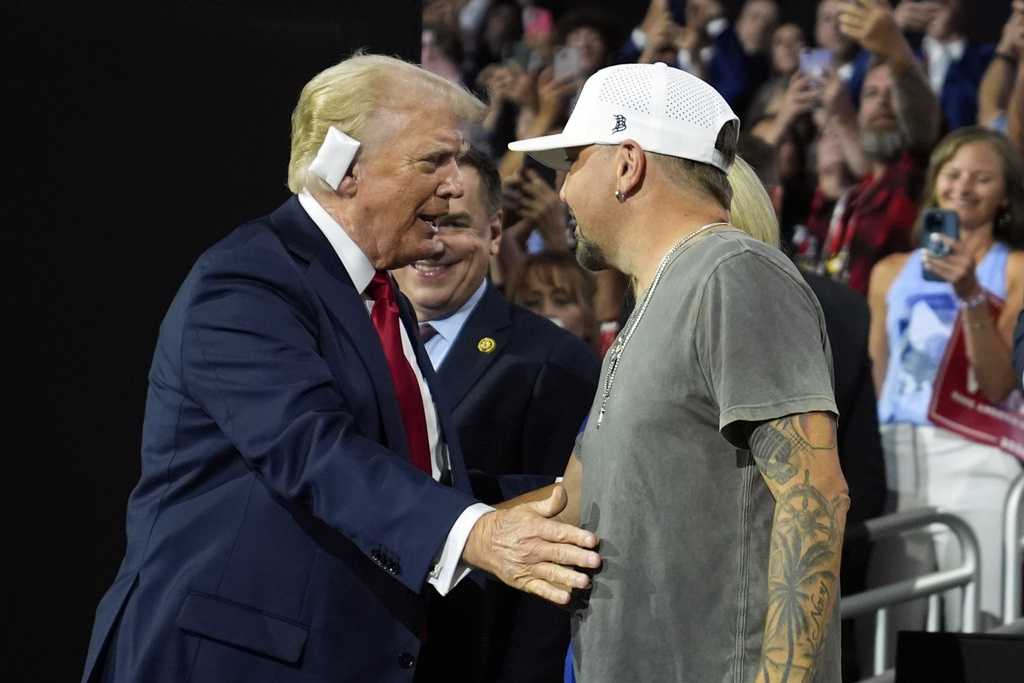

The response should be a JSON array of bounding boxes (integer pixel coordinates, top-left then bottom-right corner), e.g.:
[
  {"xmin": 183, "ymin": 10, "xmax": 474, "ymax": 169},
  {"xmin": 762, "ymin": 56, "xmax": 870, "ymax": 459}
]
[
  {"xmin": 298, "ymin": 192, "xmax": 492, "ymax": 595},
  {"xmin": 922, "ymin": 35, "xmax": 966, "ymax": 95}
]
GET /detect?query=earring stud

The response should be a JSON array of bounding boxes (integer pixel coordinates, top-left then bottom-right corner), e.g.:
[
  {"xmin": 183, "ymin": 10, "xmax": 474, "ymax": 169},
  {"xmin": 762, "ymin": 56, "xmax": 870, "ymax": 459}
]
[{"xmin": 614, "ymin": 190, "xmax": 626, "ymax": 202}]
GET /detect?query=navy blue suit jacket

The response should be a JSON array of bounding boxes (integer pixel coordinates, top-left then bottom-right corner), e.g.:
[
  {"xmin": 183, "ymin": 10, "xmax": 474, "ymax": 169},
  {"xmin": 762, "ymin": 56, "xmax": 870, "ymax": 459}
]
[
  {"xmin": 905, "ymin": 35, "xmax": 994, "ymax": 130},
  {"xmin": 82, "ymin": 196, "xmax": 479, "ymax": 683},
  {"xmin": 704, "ymin": 25, "xmax": 768, "ymax": 119},
  {"xmin": 1015, "ymin": 305, "xmax": 1024, "ymax": 390},
  {"xmin": 938, "ymin": 42, "xmax": 994, "ymax": 131},
  {"xmin": 415, "ymin": 283, "xmax": 599, "ymax": 683},
  {"xmin": 802, "ymin": 272, "xmax": 885, "ymax": 596},
  {"xmin": 438, "ymin": 283, "xmax": 598, "ymax": 501}
]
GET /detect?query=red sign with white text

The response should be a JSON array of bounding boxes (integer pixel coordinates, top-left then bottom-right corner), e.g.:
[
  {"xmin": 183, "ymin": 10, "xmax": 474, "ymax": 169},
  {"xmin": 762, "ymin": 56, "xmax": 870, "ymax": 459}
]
[{"xmin": 928, "ymin": 294, "xmax": 1024, "ymax": 462}]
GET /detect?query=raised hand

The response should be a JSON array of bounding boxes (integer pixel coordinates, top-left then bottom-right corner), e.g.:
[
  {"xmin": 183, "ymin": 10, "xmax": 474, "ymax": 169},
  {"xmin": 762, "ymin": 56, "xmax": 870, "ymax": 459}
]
[
  {"xmin": 892, "ymin": 0, "xmax": 940, "ymax": 33},
  {"xmin": 639, "ymin": 8, "xmax": 686, "ymax": 64},
  {"xmin": 998, "ymin": 1, "xmax": 1024, "ymax": 59},
  {"xmin": 479, "ymin": 60, "xmax": 533, "ymax": 108},
  {"xmin": 518, "ymin": 168, "xmax": 568, "ymax": 247},
  {"xmin": 921, "ymin": 233, "xmax": 980, "ymax": 298},
  {"xmin": 639, "ymin": 0, "xmax": 671, "ymax": 39},
  {"xmin": 535, "ymin": 66, "xmax": 580, "ymax": 119},
  {"xmin": 839, "ymin": 0, "xmax": 906, "ymax": 64}
]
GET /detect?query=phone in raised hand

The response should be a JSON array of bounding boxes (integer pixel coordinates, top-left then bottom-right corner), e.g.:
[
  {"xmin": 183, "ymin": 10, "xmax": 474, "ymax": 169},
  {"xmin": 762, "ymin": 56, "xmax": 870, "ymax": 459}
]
[
  {"xmin": 799, "ymin": 47, "xmax": 832, "ymax": 88},
  {"xmin": 553, "ymin": 45, "xmax": 583, "ymax": 81},
  {"xmin": 919, "ymin": 208, "xmax": 960, "ymax": 282}
]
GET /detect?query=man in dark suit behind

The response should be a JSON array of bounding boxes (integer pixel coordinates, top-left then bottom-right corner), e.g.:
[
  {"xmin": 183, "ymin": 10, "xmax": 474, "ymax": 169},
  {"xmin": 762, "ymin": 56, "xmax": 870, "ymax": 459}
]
[
  {"xmin": 1015, "ymin": 306, "xmax": 1024, "ymax": 389},
  {"xmin": 81, "ymin": 54, "xmax": 601, "ymax": 683},
  {"xmin": 393, "ymin": 147, "xmax": 599, "ymax": 682}
]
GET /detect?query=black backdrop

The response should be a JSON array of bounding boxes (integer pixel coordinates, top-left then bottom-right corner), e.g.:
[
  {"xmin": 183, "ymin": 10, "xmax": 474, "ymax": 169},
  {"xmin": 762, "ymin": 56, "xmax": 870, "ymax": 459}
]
[
  {"xmin": 9, "ymin": 2, "xmax": 1009, "ymax": 681},
  {"xmin": 10, "ymin": 3, "xmax": 423, "ymax": 680}
]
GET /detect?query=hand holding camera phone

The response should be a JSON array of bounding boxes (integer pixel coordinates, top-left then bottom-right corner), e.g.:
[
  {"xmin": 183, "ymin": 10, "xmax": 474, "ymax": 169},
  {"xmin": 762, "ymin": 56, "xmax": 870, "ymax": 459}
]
[
  {"xmin": 553, "ymin": 45, "xmax": 583, "ymax": 81},
  {"xmin": 502, "ymin": 41, "xmax": 534, "ymax": 72},
  {"xmin": 799, "ymin": 47, "xmax": 832, "ymax": 89},
  {"xmin": 919, "ymin": 208, "xmax": 960, "ymax": 282}
]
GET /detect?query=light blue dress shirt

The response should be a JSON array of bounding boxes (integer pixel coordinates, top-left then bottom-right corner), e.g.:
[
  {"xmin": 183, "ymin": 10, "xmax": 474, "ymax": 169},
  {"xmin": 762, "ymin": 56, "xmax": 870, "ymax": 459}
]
[{"xmin": 420, "ymin": 279, "xmax": 488, "ymax": 369}]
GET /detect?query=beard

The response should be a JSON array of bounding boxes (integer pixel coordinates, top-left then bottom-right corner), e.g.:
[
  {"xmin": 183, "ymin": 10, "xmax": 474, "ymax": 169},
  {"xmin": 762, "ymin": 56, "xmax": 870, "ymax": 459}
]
[
  {"xmin": 575, "ymin": 232, "xmax": 611, "ymax": 271},
  {"xmin": 860, "ymin": 126, "xmax": 906, "ymax": 165}
]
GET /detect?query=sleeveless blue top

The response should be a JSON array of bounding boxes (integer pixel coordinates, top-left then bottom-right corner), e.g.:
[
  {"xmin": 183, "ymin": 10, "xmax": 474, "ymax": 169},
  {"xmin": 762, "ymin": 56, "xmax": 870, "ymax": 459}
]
[{"xmin": 878, "ymin": 242, "xmax": 1009, "ymax": 425}]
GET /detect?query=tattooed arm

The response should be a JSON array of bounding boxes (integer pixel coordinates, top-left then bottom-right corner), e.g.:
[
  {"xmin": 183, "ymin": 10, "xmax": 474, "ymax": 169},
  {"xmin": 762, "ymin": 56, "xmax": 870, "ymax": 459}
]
[{"xmin": 749, "ymin": 412, "xmax": 850, "ymax": 683}]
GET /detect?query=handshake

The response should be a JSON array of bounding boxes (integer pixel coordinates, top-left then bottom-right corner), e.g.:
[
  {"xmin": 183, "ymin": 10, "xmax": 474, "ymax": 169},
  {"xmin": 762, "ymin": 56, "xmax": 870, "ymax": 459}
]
[{"xmin": 463, "ymin": 484, "xmax": 601, "ymax": 605}]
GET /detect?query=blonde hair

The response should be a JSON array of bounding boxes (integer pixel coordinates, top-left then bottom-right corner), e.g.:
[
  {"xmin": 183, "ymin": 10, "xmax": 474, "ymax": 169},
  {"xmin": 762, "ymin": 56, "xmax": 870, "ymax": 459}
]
[
  {"xmin": 915, "ymin": 126, "xmax": 1024, "ymax": 248},
  {"xmin": 647, "ymin": 120, "xmax": 740, "ymax": 211},
  {"xmin": 727, "ymin": 155, "xmax": 780, "ymax": 248},
  {"xmin": 287, "ymin": 53, "xmax": 485, "ymax": 194}
]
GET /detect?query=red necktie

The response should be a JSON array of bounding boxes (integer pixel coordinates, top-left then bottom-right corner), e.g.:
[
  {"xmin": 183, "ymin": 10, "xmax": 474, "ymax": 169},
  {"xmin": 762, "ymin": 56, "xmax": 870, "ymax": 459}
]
[{"xmin": 367, "ymin": 271, "xmax": 433, "ymax": 475}]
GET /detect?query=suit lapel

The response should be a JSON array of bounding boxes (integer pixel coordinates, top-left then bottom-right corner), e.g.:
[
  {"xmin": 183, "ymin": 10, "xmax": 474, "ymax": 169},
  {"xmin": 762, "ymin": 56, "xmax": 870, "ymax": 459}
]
[
  {"xmin": 438, "ymin": 283, "xmax": 512, "ymax": 410},
  {"xmin": 266, "ymin": 198, "xmax": 473, "ymax": 495},
  {"xmin": 269, "ymin": 198, "xmax": 410, "ymax": 457}
]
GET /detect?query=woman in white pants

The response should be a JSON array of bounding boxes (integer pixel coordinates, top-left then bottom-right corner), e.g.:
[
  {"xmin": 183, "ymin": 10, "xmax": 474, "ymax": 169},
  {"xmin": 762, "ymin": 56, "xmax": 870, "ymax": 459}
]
[{"xmin": 868, "ymin": 127, "xmax": 1024, "ymax": 628}]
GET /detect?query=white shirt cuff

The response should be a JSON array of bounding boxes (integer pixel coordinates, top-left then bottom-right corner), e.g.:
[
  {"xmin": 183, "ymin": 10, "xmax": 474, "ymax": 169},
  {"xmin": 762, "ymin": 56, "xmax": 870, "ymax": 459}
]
[{"xmin": 428, "ymin": 502, "xmax": 494, "ymax": 595}]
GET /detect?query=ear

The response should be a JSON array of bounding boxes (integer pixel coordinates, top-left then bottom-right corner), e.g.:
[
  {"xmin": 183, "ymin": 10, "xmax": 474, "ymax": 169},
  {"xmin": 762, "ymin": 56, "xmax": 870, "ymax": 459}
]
[
  {"xmin": 336, "ymin": 162, "xmax": 359, "ymax": 198},
  {"xmin": 614, "ymin": 140, "xmax": 646, "ymax": 197},
  {"xmin": 489, "ymin": 210, "xmax": 503, "ymax": 256}
]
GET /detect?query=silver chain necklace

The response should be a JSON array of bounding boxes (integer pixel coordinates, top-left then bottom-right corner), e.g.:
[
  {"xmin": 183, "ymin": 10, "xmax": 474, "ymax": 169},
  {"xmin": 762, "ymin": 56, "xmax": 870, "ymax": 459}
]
[{"xmin": 595, "ymin": 221, "xmax": 729, "ymax": 428}]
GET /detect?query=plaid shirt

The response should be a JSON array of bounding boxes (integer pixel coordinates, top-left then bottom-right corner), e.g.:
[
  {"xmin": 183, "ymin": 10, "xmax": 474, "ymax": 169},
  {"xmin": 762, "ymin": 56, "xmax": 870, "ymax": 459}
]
[{"xmin": 825, "ymin": 152, "xmax": 926, "ymax": 295}]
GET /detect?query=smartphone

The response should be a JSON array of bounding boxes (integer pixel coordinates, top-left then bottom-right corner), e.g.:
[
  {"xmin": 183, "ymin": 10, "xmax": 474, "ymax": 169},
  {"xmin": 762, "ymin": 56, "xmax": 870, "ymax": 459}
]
[
  {"xmin": 523, "ymin": 7, "xmax": 553, "ymax": 38},
  {"xmin": 502, "ymin": 41, "xmax": 533, "ymax": 71},
  {"xmin": 553, "ymin": 45, "xmax": 583, "ymax": 80},
  {"xmin": 799, "ymin": 47, "xmax": 832, "ymax": 86},
  {"xmin": 919, "ymin": 208, "xmax": 960, "ymax": 281}
]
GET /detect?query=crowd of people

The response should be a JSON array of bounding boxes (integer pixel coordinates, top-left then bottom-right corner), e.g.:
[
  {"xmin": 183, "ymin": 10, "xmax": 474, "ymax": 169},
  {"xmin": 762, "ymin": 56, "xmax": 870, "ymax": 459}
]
[
  {"xmin": 423, "ymin": 0, "xmax": 1022, "ymax": 312},
  {"xmin": 418, "ymin": 0, "xmax": 1024, "ymax": 678},
  {"xmin": 81, "ymin": 1, "xmax": 1023, "ymax": 683}
]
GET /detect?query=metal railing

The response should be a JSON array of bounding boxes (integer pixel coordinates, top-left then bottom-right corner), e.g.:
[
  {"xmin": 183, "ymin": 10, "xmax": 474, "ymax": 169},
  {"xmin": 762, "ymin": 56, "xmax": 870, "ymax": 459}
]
[
  {"xmin": 1004, "ymin": 472, "xmax": 1024, "ymax": 624},
  {"xmin": 841, "ymin": 507, "xmax": 981, "ymax": 677}
]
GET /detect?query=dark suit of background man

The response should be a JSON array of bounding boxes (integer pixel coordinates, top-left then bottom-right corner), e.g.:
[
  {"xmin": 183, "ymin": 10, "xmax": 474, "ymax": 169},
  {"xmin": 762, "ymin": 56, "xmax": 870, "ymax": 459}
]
[
  {"xmin": 1016, "ymin": 307, "xmax": 1024, "ymax": 389},
  {"xmin": 392, "ymin": 147, "xmax": 599, "ymax": 682},
  {"xmin": 735, "ymin": 131, "xmax": 886, "ymax": 681},
  {"xmin": 80, "ymin": 54, "xmax": 601, "ymax": 683}
]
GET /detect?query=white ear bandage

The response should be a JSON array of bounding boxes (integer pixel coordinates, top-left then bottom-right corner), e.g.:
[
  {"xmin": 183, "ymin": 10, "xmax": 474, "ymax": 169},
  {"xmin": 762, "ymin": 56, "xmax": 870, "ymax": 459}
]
[{"xmin": 309, "ymin": 127, "xmax": 361, "ymax": 190}]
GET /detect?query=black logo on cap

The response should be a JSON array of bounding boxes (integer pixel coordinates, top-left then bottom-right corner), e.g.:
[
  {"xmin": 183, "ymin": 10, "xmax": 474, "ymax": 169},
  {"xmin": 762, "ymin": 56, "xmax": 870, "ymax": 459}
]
[{"xmin": 612, "ymin": 115, "xmax": 626, "ymax": 133}]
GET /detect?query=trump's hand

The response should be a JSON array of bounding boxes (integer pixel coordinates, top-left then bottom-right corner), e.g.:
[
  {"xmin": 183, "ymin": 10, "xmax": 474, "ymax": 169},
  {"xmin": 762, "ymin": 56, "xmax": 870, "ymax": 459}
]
[{"xmin": 462, "ymin": 485, "xmax": 600, "ymax": 605}]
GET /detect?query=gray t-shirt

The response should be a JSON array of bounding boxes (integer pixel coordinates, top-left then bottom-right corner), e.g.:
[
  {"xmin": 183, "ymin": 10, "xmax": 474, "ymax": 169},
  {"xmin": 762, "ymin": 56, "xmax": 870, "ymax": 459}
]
[{"xmin": 573, "ymin": 229, "xmax": 840, "ymax": 683}]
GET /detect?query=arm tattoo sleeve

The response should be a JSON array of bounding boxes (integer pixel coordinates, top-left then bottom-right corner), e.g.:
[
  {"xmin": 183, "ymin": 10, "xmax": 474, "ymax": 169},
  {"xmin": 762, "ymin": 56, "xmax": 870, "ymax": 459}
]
[{"xmin": 749, "ymin": 415, "xmax": 846, "ymax": 682}]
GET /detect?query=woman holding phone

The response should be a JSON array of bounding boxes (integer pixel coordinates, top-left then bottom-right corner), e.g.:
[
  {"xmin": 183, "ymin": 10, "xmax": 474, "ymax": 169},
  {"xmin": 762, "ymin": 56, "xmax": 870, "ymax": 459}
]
[{"xmin": 867, "ymin": 126, "xmax": 1024, "ymax": 627}]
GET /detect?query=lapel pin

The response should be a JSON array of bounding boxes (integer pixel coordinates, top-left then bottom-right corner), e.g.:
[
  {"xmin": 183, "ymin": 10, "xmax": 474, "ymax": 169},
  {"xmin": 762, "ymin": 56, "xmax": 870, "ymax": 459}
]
[{"xmin": 477, "ymin": 337, "xmax": 496, "ymax": 353}]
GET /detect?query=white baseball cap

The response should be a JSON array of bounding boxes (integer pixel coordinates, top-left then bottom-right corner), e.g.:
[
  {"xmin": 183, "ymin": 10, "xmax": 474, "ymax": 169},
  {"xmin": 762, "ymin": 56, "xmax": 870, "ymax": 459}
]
[{"xmin": 509, "ymin": 62, "xmax": 739, "ymax": 173}]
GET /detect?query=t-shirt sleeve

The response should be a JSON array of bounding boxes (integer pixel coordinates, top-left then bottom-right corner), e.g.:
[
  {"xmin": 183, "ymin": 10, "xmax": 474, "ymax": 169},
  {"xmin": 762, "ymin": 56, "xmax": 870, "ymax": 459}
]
[{"xmin": 693, "ymin": 251, "xmax": 838, "ymax": 449}]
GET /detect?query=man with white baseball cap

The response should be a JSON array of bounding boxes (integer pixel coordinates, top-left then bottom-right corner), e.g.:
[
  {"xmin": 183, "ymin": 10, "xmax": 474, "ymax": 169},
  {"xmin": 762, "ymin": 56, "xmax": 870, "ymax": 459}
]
[{"xmin": 506, "ymin": 62, "xmax": 849, "ymax": 682}]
